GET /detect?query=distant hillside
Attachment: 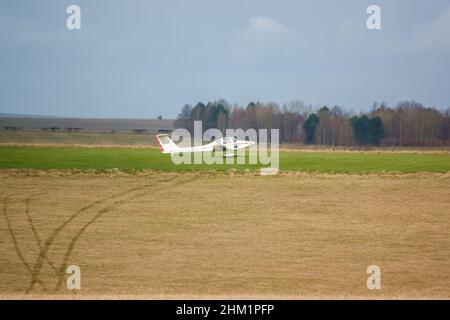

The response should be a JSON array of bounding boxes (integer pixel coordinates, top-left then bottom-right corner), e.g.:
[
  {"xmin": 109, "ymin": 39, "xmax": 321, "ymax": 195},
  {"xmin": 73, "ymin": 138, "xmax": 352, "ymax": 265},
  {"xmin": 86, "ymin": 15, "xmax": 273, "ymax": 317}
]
[
  {"xmin": 0, "ymin": 131, "xmax": 162, "ymax": 146},
  {"xmin": 0, "ymin": 112, "xmax": 58, "ymax": 118},
  {"xmin": 0, "ymin": 117, "xmax": 174, "ymax": 133}
]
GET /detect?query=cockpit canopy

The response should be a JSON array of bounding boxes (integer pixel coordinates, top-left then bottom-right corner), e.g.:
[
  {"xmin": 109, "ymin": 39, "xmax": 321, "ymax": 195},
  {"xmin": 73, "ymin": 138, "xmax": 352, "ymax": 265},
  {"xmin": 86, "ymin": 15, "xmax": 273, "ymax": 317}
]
[{"xmin": 221, "ymin": 137, "xmax": 237, "ymax": 144}]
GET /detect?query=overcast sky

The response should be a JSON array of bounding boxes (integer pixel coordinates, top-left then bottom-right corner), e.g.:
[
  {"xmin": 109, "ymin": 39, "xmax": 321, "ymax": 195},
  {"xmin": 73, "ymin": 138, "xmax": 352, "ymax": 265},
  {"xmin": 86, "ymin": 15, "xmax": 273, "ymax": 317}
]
[{"xmin": 1, "ymin": 0, "xmax": 449, "ymax": 118}]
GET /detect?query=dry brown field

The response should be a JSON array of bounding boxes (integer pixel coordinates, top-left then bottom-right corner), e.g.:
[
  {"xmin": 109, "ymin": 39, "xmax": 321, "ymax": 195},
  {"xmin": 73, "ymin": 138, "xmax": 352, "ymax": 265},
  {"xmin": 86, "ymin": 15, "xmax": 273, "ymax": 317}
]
[{"xmin": 1, "ymin": 170, "xmax": 449, "ymax": 299}]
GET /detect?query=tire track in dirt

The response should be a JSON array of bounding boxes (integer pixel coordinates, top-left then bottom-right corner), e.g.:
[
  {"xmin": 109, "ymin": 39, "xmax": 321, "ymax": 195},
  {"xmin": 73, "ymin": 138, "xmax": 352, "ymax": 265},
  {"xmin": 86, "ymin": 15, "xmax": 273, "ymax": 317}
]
[
  {"xmin": 2, "ymin": 195, "xmax": 48, "ymax": 290},
  {"xmin": 53, "ymin": 175, "xmax": 200, "ymax": 291},
  {"xmin": 24, "ymin": 193, "xmax": 58, "ymax": 273},
  {"xmin": 26, "ymin": 175, "xmax": 180, "ymax": 293}
]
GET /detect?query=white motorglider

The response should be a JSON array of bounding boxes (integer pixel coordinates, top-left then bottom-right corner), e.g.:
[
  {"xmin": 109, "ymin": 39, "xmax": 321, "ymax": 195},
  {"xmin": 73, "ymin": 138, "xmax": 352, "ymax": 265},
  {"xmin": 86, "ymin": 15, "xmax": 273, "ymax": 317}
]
[{"xmin": 156, "ymin": 134, "xmax": 255, "ymax": 157}]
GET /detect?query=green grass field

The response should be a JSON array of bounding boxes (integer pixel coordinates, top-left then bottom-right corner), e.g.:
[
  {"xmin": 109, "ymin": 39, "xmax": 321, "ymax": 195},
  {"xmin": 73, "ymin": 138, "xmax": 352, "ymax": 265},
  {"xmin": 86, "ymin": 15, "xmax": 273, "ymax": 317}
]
[{"xmin": 1, "ymin": 146, "xmax": 450, "ymax": 173}]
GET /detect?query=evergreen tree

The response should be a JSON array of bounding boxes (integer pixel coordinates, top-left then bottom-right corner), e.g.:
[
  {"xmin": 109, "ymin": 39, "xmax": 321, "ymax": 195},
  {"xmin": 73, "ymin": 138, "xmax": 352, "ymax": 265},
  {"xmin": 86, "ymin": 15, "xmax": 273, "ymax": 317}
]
[
  {"xmin": 351, "ymin": 115, "xmax": 384, "ymax": 145},
  {"xmin": 369, "ymin": 116, "xmax": 384, "ymax": 145},
  {"xmin": 303, "ymin": 113, "xmax": 320, "ymax": 144}
]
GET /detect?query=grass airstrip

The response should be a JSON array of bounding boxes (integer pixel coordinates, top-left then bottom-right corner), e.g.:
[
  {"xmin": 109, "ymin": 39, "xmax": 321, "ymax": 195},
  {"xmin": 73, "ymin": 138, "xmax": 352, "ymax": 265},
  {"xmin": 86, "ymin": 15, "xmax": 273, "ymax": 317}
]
[{"xmin": 1, "ymin": 146, "xmax": 450, "ymax": 173}]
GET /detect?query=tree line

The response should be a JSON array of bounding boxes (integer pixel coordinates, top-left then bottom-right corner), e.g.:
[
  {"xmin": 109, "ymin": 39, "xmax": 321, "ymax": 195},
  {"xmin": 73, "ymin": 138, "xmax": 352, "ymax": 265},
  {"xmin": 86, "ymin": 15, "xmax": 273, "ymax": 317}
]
[{"xmin": 174, "ymin": 100, "xmax": 450, "ymax": 146}]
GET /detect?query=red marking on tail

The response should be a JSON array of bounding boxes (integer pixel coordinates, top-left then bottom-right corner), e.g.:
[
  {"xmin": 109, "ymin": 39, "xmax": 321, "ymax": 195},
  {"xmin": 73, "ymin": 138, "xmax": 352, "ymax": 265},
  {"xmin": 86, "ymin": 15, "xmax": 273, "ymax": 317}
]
[{"xmin": 156, "ymin": 137, "xmax": 163, "ymax": 152}]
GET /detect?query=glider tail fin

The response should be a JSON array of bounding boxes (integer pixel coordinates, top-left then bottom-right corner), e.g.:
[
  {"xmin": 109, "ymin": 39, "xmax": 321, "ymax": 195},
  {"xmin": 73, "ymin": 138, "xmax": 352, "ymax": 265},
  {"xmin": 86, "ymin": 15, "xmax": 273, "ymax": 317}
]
[{"xmin": 156, "ymin": 134, "xmax": 180, "ymax": 154}]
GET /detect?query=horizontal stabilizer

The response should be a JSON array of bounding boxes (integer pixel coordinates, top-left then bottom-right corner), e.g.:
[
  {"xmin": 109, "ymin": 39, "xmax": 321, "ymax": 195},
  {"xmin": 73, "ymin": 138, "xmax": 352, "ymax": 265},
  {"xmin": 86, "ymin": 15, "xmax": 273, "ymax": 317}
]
[{"xmin": 156, "ymin": 134, "xmax": 180, "ymax": 154}]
